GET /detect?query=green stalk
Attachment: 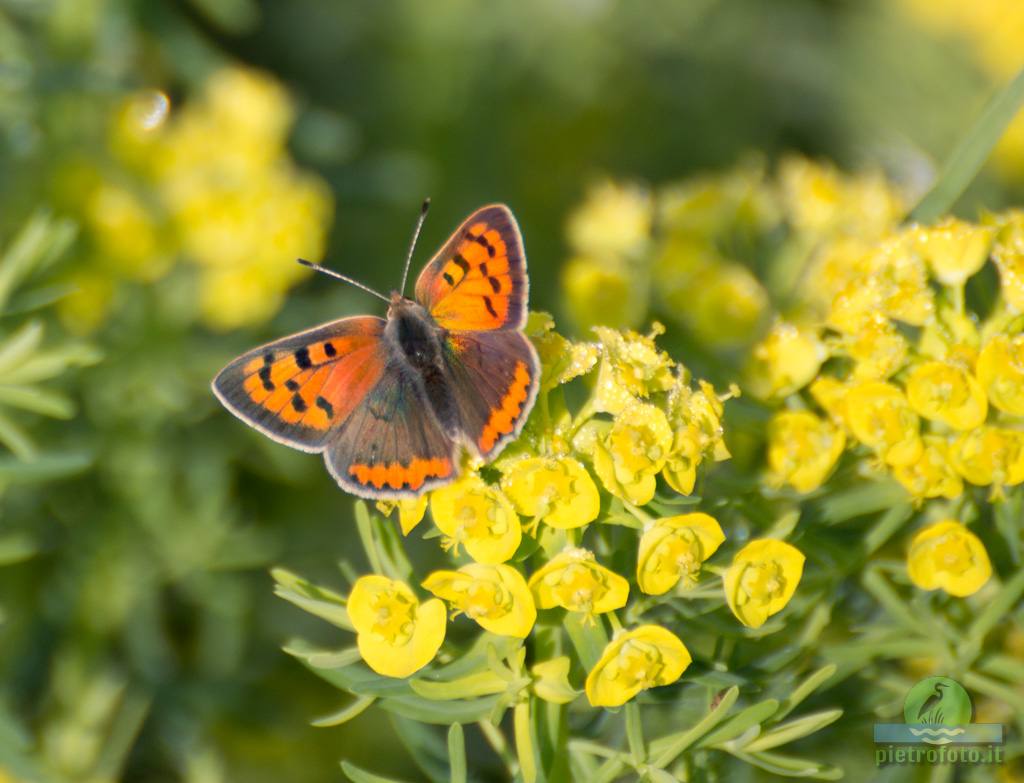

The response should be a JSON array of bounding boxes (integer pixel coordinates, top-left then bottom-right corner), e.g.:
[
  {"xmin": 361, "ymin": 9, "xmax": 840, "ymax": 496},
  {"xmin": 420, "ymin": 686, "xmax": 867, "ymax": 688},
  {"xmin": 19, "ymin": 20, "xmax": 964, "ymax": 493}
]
[{"xmin": 909, "ymin": 66, "xmax": 1024, "ymax": 223}]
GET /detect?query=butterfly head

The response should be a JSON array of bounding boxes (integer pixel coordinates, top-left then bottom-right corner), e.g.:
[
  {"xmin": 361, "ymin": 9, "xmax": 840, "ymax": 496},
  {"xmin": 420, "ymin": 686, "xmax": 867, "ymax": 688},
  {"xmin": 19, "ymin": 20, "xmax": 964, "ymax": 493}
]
[{"xmin": 387, "ymin": 290, "xmax": 419, "ymax": 319}]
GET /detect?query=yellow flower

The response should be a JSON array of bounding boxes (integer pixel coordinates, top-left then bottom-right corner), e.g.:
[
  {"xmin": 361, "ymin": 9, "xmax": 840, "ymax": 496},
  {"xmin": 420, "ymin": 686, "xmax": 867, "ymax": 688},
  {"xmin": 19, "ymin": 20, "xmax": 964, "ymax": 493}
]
[
  {"xmin": 532, "ymin": 657, "xmax": 579, "ymax": 704},
  {"xmin": 680, "ymin": 263, "xmax": 768, "ymax": 348},
  {"xmin": 845, "ymin": 314, "xmax": 908, "ymax": 380},
  {"xmin": 766, "ymin": 411, "xmax": 846, "ymax": 493},
  {"xmin": 377, "ymin": 497, "xmax": 428, "ymax": 535},
  {"xmin": 724, "ymin": 539, "xmax": 805, "ymax": 629},
  {"xmin": 977, "ymin": 335, "xmax": 1024, "ymax": 415},
  {"xmin": 950, "ymin": 426, "xmax": 1024, "ymax": 492},
  {"xmin": 563, "ymin": 258, "xmax": 648, "ymax": 332},
  {"xmin": 585, "ymin": 626, "xmax": 691, "ymax": 707},
  {"xmin": 592, "ymin": 403, "xmax": 673, "ymax": 505},
  {"xmin": 528, "ymin": 548, "xmax": 629, "ymax": 619},
  {"xmin": 905, "ymin": 360, "xmax": 988, "ymax": 431},
  {"xmin": 748, "ymin": 321, "xmax": 827, "ymax": 398},
  {"xmin": 892, "ymin": 436, "xmax": 963, "ymax": 502},
  {"xmin": 637, "ymin": 513, "xmax": 725, "ymax": 595},
  {"xmin": 666, "ymin": 379, "xmax": 730, "ymax": 461},
  {"xmin": 567, "ymin": 181, "xmax": 652, "ymax": 260},
  {"xmin": 430, "ymin": 475, "xmax": 522, "ymax": 564},
  {"xmin": 591, "ymin": 326, "xmax": 675, "ymax": 415},
  {"xmin": 993, "ymin": 226, "xmax": 1024, "ymax": 311},
  {"xmin": 661, "ymin": 425, "xmax": 702, "ymax": 495},
  {"xmin": 907, "ymin": 520, "xmax": 992, "ymax": 597},
  {"xmin": 347, "ymin": 575, "xmax": 446, "ymax": 678},
  {"xmin": 86, "ymin": 183, "xmax": 170, "ymax": 281},
  {"xmin": 528, "ymin": 312, "xmax": 599, "ymax": 391},
  {"xmin": 809, "ymin": 375, "xmax": 849, "ymax": 423},
  {"xmin": 422, "ymin": 563, "xmax": 536, "ymax": 638},
  {"xmin": 843, "ymin": 381, "xmax": 922, "ymax": 467},
  {"xmin": 500, "ymin": 456, "xmax": 600, "ymax": 530},
  {"xmin": 911, "ymin": 218, "xmax": 994, "ymax": 287}
]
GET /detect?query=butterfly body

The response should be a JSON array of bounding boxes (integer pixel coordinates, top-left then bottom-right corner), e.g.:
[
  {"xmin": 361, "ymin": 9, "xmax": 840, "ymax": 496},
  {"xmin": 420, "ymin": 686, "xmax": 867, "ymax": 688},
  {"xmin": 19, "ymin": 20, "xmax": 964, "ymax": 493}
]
[{"xmin": 212, "ymin": 204, "xmax": 539, "ymax": 499}]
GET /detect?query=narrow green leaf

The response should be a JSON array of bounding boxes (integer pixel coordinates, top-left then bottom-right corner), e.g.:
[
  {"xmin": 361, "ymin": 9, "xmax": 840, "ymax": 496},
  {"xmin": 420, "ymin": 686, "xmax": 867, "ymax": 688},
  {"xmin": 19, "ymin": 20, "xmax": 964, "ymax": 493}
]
[
  {"xmin": 564, "ymin": 612, "xmax": 608, "ymax": 671},
  {"xmin": 775, "ymin": 664, "xmax": 837, "ymax": 721},
  {"xmin": 0, "ymin": 411, "xmax": 35, "ymax": 459},
  {"xmin": 514, "ymin": 701, "xmax": 538, "ymax": 783},
  {"xmin": 0, "ymin": 451, "xmax": 90, "ymax": 482},
  {"xmin": 0, "ymin": 386, "xmax": 74, "ymax": 418},
  {"xmin": 625, "ymin": 701, "xmax": 646, "ymax": 765},
  {"xmin": 311, "ymin": 695, "xmax": 376, "ymax": 727},
  {"xmin": 447, "ymin": 724, "xmax": 466, "ymax": 783},
  {"xmin": 861, "ymin": 569, "xmax": 936, "ymax": 642},
  {"xmin": 742, "ymin": 709, "xmax": 843, "ymax": 753},
  {"xmin": 732, "ymin": 750, "xmax": 843, "ymax": 780},
  {"xmin": 272, "ymin": 567, "xmax": 353, "ymax": 630},
  {"xmin": 966, "ymin": 567, "xmax": 1024, "ymax": 647},
  {"xmin": 643, "ymin": 768, "xmax": 678, "ymax": 783},
  {"xmin": 355, "ymin": 501, "xmax": 385, "ymax": 575},
  {"xmin": 379, "ymin": 693, "xmax": 502, "ymax": 724},
  {"xmin": 699, "ymin": 699, "xmax": 779, "ymax": 748},
  {"xmin": 341, "ymin": 761, "xmax": 413, "ymax": 783},
  {"xmin": 410, "ymin": 670, "xmax": 510, "ymax": 701},
  {"xmin": 909, "ymin": 66, "xmax": 1024, "ymax": 223},
  {"xmin": 0, "ymin": 321, "xmax": 42, "ymax": 374},
  {"xmin": 427, "ymin": 635, "xmax": 521, "ymax": 682},
  {"xmin": 862, "ymin": 504, "xmax": 913, "ymax": 556},
  {"xmin": 650, "ymin": 686, "xmax": 739, "ymax": 768}
]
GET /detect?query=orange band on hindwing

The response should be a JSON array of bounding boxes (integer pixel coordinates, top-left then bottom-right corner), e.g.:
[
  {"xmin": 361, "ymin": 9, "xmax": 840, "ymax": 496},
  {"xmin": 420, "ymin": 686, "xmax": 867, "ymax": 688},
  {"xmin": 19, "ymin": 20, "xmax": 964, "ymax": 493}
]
[
  {"xmin": 479, "ymin": 360, "xmax": 532, "ymax": 453},
  {"xmin": 349, "ymin": 457, "xmax": 453, "ymax": 491}
]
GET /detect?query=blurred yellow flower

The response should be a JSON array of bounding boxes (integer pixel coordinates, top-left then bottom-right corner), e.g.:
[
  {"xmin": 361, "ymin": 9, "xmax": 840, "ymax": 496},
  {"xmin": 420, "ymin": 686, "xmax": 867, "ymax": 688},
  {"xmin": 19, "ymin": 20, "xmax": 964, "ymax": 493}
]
[
  {"xmin": 377, "ymin": 497, "xmax": 428, "ymax": 535},
  {"xmin": 85, "ymin": 183, "xmax": 170, "ymax": 281},
  {"xmin": 845, "ymin": 314, "xmax": 908, "ymax": 380},
  {"xmin": 992, "ymin": 229, "xmax": 1024, "ymax": 311},
  {"xmin": 911, "ymin": 218, "xmax": 994, "ymax": 287},
  {"xmin": 843, "ymin": 381, "xmax": 922, "ymax": 467},
  {"xmin": 636, "ymin": 513, "xmax": 725, "ymax": 595},
  {"xmin": 422, "ymin": 563, "xmax": 536, "ymax": 638},
  {"xmin": 430, "ymin": 475, "xmax": 522, "ymax": 564},
  {"xmin": 748, "ymin": 321, "xmax": 827, "ymax": 398},
  {"xmin": 809, "ymin": 375, "xmax": 849, "ymax": 423},
  {"xmin": 661, "ymin": 426, "xmax": 702, "ymax": 495},
  {"xmin": 905, "ymin": 360, "xmax": 988, "ymax": 431},
  {"xmin": 724, "ymin": 539, "xmax": 805, "ymax": 629},
  {"xmin": 563, "ymin": 258, "xmax": 647, "ymax": 332},
  {"xmin": 347, "ymin": 575, "xmax": 446, "ymax": 678},
  {"xmin": 529, "ymin": 313, "xmax": 600, "ymax": 391},
  {"xmin": 682, "ymin": 263, "xmax": 768, "ymax": 348},
  {"xmin": 585, "ymin": 625, "xmax": 691, "ymax": 707},
  {"xmin": 950, "ymin": 426, "xmax": 1024, "ymax": 494},
  {"xmin": 592, "ymin": 403, "xmax": 673, "ymax": 505},
  {"xmin": 907, "ymin": 520, "xmax": 991, "ymax": 597},
  {"xmin": 567, "ymin": 181, "xmax": 652, "ymax": 260},
  {"xmin": 892, "ymin": 436, "xmax": 963, "ymax": 503},
  {"xmin": 500, "ymin": 456, "xmax": 599, "ymax": 529},
  {"xmin": 977, "ymin": 335, "xmax": 1024, "ymax": 415},
  {"xmin": 591, "ymin": 325, "xmax": 675, "ymax": 415},
  {"xmin": 766, "ymin": 410, "xmax": 845, "ymax": 493},
  {"xmin": 529, "ymin": 548, "xmax": 629, "ymax": 620}
]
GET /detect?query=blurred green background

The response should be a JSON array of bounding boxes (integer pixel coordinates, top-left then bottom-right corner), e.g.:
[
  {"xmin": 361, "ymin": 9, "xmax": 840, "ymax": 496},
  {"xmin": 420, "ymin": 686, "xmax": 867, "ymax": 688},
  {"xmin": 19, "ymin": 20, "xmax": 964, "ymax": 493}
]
[{"xmin": 0, "ymin": 0, "xmax": 1022, "ymax": 781}]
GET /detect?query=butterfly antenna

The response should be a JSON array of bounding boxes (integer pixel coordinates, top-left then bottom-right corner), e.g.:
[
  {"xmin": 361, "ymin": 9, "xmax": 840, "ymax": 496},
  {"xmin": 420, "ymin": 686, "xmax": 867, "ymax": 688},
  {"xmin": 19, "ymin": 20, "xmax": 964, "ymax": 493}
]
[
  {"xmin": 297, "ymin": 259, "xmax": 391, "ymax": 302},
  {"xmin": 399, "ymin": 198, "xmax": 431, "ymax": 297}
]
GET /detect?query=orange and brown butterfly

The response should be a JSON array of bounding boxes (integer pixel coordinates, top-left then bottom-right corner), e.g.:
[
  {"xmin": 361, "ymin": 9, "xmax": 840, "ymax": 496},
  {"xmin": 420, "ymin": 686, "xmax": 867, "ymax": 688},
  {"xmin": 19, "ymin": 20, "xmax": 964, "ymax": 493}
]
[{"xmin": 212, "ymin": 202, "xmax": 540, "ymax": 499}]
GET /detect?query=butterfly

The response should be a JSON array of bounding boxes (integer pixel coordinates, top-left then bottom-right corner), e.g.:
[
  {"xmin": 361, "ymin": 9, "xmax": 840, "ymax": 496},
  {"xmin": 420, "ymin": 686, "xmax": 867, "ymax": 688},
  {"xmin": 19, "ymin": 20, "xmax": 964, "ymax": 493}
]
[{"xmin": 212, "ymin": 203, "xmax": 539, "ymax": 499}]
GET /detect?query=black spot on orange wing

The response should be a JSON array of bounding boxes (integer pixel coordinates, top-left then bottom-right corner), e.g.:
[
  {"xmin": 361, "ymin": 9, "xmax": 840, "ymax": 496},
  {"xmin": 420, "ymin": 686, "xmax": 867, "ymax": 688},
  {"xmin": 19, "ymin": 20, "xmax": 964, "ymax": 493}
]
[
  {"xmin": 295, "ymin": 347, "xmax": 312, "ymax": 370},
  {"xmin": 323, "ymin": 342, "xmax": 337, "ymax": 358},
  {"xmin": 315, "ymin": 396, "xmax": 334, "ymax": 418},
  {"xmin": 285, "ymin": 379, "xmax": 300, "ymax": 391},
  {"xmin": 483, "ymin": 296, "xmax": 498, "ymax": 318},
  {"xmin": 488, "ymin": 276, "xmax": 501, "ymax": 293},
  {"xmin": 452, "ymin": 255, "xmax": 470, "ymax": 275},
  {"xmin": 292, "ymin": 393, "xmax": 307, "ymax": 413}
]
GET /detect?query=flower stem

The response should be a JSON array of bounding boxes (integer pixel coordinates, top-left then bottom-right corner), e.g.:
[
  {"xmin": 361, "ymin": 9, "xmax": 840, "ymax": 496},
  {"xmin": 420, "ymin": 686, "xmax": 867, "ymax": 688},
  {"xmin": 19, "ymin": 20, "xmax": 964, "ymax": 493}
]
[
  {"xmin": 514, "ymin": 700, "xmax": 538, "ymax": 783},
  {"xmin": 624, "ymin": 701, "xmax": 646, "ymax": 765}
]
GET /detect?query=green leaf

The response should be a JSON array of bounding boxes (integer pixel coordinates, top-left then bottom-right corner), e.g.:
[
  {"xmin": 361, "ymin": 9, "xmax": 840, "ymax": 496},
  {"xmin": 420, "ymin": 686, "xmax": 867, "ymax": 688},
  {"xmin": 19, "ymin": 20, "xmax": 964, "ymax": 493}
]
[
  {"xmin": 0, "ymin": 532, "xmax": 37, "ymax": 565},
  {"xmin": 310, "ymin": 694, "xmax": 376, "ymax": 727},
  {"xmin": 410, "ymin": 670, "xmax": 510, "ymax": 701},
  {"xmin": 775, "ymin": 664, "xmax": 837, "ymax": 721},
  {"xmin": 272, "ymin": 568, "xmax": 353, "ymax": 630},
  {"xmin": 514, "ymin": 700, "xmax": 537, "ymax": 783},
  {"xmin": 650, "ymin": 686, "xmax": 739, "ymax": 767},
  {"xmin": 742, "ymin": 709, "xmax": 843, "ymax": 753},
  {"xmin": 428, "ymin": 635, "xmax": 521, "ymax": 681},
  {"xmin": 909, "ymin": 66, "xmax": 1024, "ymax": 223},
  {"xmin": 732, "ymin": 750, "xmax": 843, "ymax": 780},
  {"xmin": 965, "ymin": 567, "xmax": 1024, "ymax": 648},
  {"xmin": 0, "ymin": 385, "xmax": 74, "ymax": 418},
  {"xmin": 699, "ymin": 699, "xmax": 779, "ymax": 748},
  {"xmin": 377, "ymin": 693, "xmax": 502, "ymax": 725},
  {"xmin": 355, "ymin": 500, "xmax": 386, "ymax": 575},
  {"xmin": 0, "ymin": 321, "xmax": 43, "ymax": 374},
  {"xmin": 0, "ymin": 452, "xmax": 91, "ymax": 482},
  {"xmin": 447, "ymin": 724, "xmax": 466, "ymax": 783},
  {"xmin": 341, "ymin": 761, "xmax": 413, "ymax": 783},
  {"xmin": 0, "ymin": 410, "xmax": 35, "ymax": 459},
  {"xmin": 564, "ymin": 612, "xmax": 608, "ymax": 671}
]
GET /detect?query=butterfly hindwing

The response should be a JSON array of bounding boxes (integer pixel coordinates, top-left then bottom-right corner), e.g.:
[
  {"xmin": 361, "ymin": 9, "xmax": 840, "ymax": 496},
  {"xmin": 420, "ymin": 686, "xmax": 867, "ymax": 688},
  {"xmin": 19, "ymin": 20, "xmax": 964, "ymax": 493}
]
[
  {"xmin": 325, "ymin": 359, "xmax": 457, "ymax": 498},
  {"xmin": 212, "ymin": 316, "xmax": 386, "ymax": 452},
  {"xmin": 442, "ymin": 330, "xmax": 539, "ymax": 459},
  {"xmin": 415, "ymin": 204, "xmax": 527, "ymax": 331}
]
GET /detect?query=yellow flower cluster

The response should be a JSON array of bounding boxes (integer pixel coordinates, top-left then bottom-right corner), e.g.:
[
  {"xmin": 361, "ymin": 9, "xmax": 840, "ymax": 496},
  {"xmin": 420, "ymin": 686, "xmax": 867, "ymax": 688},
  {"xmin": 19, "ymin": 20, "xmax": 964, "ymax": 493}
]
[
  {"xmin": 562, "ymin": 157, "xmax": 906, "ymax": 348},
  {"xmin": 351, "ymin": 318, "xmax": 806, "ymax": 706},
  {"xmin": 758, "ymin": 211, "xmax": 1024, "ymax": 507},
  {"xmin": 61, "ymin": 67, "xmax": 332, "ymax": 332}
]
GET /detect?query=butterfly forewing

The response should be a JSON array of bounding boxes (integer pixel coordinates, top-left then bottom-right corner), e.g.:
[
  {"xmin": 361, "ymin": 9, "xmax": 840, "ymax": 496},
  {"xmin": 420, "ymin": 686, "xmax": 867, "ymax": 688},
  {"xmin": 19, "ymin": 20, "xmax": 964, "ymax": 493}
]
[
  {"xmin": 415, "ymin": 205, "xmax": 527, "ymax": 331},
  {"xmin": 212, "ymin": 316, "xmax": 386, "ymax": 451}
]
